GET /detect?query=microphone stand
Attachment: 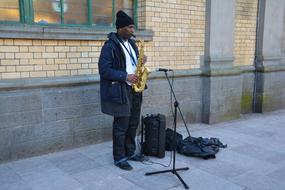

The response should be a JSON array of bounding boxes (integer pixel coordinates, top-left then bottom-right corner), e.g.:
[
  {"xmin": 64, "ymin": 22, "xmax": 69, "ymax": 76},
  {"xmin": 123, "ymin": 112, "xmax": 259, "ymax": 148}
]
[{"xmin": 145, "ymin": 70, "xmax": 189, "ymax": 189}]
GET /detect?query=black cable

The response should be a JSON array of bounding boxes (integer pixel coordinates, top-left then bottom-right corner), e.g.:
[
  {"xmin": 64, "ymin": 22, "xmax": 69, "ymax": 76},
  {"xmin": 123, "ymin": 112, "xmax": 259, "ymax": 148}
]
[
  {"xmin": 141, "ymin": 151, "xmax": 172, "ymax": 167},
  {"xmin": 170, "ymin": 70, "xmax": 175, "ymax": 117},
  {"xmin": 134, "ymin": 70, "xmax": 177, "ymax": 168}
]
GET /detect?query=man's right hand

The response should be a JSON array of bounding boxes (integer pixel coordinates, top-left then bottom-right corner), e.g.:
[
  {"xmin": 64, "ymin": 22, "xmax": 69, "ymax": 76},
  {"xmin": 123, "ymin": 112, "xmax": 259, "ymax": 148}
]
[{"xmin": 127, "ymin": 74, "xmax": 138, "ymax": 84}]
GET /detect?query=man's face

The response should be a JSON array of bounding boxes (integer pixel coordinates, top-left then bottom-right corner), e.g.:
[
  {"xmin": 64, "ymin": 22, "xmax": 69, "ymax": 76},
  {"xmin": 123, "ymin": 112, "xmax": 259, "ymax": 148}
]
[{"xmin": 118, "ymin": 25, "xmax": 135, "ymax": 40}]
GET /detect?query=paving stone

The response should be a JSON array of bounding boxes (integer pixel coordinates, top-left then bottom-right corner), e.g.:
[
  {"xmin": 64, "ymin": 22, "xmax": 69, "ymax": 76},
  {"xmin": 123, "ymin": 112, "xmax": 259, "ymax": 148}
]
[
  {"xmin": 267, "ymin": 165, "xmax": 285, "ymax": 182},
  {"xmin": 217, "ymin": 149, "xmax": 276, "ymax": 175},
  {"xmin": 231, "ymin": 171, "xmax": 285, "ymax": 190},
  {"xmin": 122, "ymin": 167, "xmax": 181, "ymax": 190},
  {"xmin": 232, "ymin": 144, "xmax": 285, "ymax": 164},
  {"xmin": 73, "ymin": 166, "xmax": 142, "ymax": 190},
  {"xmin": 46, "ymin": 151, "xmax": 102, "ymax": 175},
  {"xmin": 184, "ymin": 156, "xmax": 247, "ymax": 179},
  {"xmin": 24, "ymin": 170, "xmax": 83, "ymax": 190},
  {"xmin": 0, "ymin": 165, "xmax": 21, "ymax": 186},
  {"xmin": 165, "ymin": 167, "xmax": 244, "ymax": 190},
  {"xmin": 77, "ymin": 142, "xmax": 112, "ymax": 159},
  {"xmin": 0, "ymin": 180, "xmax": 32, "ymax": 190},
  {"xmin": 8, "ymin": 156, "xmax": 55, "ymax": 177}
]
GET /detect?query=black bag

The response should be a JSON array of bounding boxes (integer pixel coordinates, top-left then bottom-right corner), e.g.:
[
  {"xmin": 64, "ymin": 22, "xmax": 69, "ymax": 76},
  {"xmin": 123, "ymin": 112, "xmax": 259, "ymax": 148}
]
[
  {"xmin": 178, "ymin": 137, "xmax": 217, "ymax": 159},
  {"xmin": 143, "ymin": 114, "xmax": 166, "ymax": 158},
  {"xmin": 165, "ymin": 129, "xmax": 227, "ymax": 159},
  {"xmin": 165, "ymin": 128, "xmax": 183, "ymax": 151}
]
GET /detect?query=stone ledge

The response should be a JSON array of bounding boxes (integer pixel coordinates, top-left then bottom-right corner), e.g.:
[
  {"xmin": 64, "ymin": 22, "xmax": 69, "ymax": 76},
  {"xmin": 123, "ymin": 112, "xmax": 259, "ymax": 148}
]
[
  {"xmin": 257, "ymin": 54, "xmax": 282, "ymax": 62},
  {"xmin": 202, "ymin": 66, "xmax": 240, "ymax": 76},
  {"xmin": 0, "ymin": 24, "xmax": 154, "ymax": 41},
  {"xmin": 204, "ymin": 56, "xmax": 235, "ymax": 64},
  {"xmin": 0, "ymin": 70, "xmax": 203, "ymax": 91},
  {"xmin": 256, "ymin": 64, "xmax": 285, "ymax": 72},
  {"xmin": 0, "ymin": 65, "xmax": 285, "ymax": 91},
  {"xmin": 237, "ymin": 65, "xmax": 256, "ymax": 73},
  {"xmin": 2, "ymin": 65, "xmax": 283, "ymax": 91},
  {"xmin": 148, "ymin": 69, "xmax": 202, "ymax": 79},
  {"xmin": 0, "ymin": 75, "xmax": 100, "ymax": 91}
]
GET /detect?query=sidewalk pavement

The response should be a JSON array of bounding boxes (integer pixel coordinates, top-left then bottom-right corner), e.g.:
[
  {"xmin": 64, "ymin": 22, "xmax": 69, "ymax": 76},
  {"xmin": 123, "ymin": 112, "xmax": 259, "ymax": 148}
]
[{"xmin": 1, "ymin": 110, "xmax": 285, "ymax": 190}]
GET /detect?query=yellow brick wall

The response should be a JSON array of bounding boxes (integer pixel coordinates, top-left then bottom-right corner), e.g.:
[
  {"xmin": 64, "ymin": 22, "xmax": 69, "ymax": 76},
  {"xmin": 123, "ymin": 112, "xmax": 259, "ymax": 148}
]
[
  {"xmin": 141, "ymin": 0, "xmax": 205, "ymax": 70},
  {"xmin": 0, "ymin": 39, "xmax": 103, "ymax": 79},
  {"xmin": 234, "ymin": 0, "xmax": 258, "ymax": 66},
  {"xmin": 0, "ymin": 0, "xmax": 206, "ymax": 80}
]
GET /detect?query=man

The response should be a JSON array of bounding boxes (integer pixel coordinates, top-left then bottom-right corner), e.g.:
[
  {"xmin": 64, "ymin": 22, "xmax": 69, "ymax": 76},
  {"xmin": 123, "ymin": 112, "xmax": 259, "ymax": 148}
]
[{"xmin": 98, "ymin": 10, "xmax": 147, "ymax": 171}]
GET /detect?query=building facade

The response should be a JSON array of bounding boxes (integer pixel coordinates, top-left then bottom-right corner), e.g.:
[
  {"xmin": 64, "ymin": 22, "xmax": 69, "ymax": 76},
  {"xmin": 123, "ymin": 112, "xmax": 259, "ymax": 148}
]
[{"xmin": 0, "ymin": 0, "xmax": 284, "ymax": 162}]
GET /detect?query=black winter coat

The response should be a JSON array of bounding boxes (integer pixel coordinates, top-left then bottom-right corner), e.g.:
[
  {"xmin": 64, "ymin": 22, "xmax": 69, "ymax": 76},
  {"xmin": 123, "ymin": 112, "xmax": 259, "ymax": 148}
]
[{"xmin": 98, "ymin": 32, "xmax": 140, "ymax": 116}]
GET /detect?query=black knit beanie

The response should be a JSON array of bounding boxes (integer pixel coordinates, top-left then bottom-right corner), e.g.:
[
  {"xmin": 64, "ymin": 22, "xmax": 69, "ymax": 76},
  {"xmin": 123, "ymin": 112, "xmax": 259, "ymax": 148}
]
[{"xmin": 116, "ymin": 10, "xmax": 134, "ymax": 29}]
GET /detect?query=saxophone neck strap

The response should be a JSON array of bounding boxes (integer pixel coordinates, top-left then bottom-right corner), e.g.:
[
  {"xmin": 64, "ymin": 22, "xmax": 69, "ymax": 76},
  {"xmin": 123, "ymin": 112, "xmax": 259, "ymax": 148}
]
[{"xmin": 117, "ymin": 37, "xmax": 137, "ymax": 66}]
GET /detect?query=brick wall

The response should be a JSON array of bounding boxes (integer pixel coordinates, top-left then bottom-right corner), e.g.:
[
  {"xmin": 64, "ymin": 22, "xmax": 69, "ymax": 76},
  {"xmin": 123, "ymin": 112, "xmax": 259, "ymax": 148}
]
[
  {"xmin": 234, "ymin": 0, "xmax": 258, "ymax": 66},
  {"xmin": 0, "ymin": 39, "xmax": 103, "ymax": 80},
  {"xmin": 0, "ymin": 0, "xmax": 206, "ymax": 80},
  {"xmin": 142, "ymin": 0, "xmax": 205, "ymax": 70}
]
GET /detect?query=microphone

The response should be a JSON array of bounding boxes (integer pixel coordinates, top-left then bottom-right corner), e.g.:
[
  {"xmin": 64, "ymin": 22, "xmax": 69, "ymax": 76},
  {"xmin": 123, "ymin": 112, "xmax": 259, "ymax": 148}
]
[{"xmin": 155, "ymin": 68, "xmax": 173, "ymax": 72}]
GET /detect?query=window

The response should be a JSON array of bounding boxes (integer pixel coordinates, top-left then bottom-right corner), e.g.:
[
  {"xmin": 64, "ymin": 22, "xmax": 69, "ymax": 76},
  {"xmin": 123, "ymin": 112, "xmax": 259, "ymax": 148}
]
[
  {"xmin": 92, "ymin": 1, "xmax": 113, "ymax": 26},
  {"xmin": 116, "ymin": 0, "xmax": 134, "ymax": 17},
  {"xmin": 0, "ymin": 0, "xmax": 20, "ymax": 22},
  {"xmin": 33, "ymin": 0, "xmax": 62, "ymax": 24},
  {"xmin": 0, "ymin": 0, "xmax": 137, "ymax": 27},
  {"xmin": 64, "ymin": 0, "xmax": 88, "ymax": 25}
]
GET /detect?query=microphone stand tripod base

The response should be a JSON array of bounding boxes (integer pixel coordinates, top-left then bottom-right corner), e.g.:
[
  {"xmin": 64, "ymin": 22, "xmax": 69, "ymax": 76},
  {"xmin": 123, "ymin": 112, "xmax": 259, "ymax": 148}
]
[{"xmin": 145, "ymin": 167, "xmax": 189, "ymax": 189}]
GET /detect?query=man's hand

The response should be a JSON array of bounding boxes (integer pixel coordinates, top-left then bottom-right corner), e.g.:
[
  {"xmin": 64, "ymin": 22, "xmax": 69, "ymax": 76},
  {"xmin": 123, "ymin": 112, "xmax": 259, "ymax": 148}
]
[{"xmin": 127, "ymin": 74, "xmax": 138, "ymax": 84}]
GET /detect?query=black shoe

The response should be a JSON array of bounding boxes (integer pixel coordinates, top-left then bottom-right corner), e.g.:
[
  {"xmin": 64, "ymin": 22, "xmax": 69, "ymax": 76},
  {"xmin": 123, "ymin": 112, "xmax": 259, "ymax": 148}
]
[
  {"xmin": 129, "ymin": 154, "xmax": 148, "ymax": 162},
  {"xmin": 115, "ymin": 160, "xmax": 133, "ymax": 171}
]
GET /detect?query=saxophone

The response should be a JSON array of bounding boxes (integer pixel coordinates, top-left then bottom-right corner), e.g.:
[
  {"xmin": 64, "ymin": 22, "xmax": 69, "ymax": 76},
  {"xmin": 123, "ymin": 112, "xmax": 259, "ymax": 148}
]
[{"xmin": 132, "ymin": 40, "xmax": 149, "ymax": 92}]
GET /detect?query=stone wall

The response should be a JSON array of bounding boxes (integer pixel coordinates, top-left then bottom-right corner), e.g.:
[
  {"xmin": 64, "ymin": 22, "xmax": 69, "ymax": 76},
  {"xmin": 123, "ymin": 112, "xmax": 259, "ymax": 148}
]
[
  {"xmin": 0, "ymin": 72, "xmax": 203, "ymax": 162},
  {"xmin": 0, "ymin": 79, "xmax": 110, "ymax": 162}
]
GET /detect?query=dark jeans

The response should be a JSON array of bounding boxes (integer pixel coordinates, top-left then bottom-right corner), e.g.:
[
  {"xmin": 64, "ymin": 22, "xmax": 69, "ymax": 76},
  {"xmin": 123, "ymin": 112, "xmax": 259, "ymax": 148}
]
[{"xmin": 113, "ymin": 86, "xmax": 142, "ymax": 162}]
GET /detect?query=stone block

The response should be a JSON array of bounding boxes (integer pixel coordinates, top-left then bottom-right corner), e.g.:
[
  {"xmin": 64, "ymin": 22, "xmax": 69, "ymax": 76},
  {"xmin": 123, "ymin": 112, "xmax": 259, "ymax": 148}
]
[
  {"xmin": 258, "ymin": 71, "xmax": 285, "ymax": 112},
  {"xmin": 42, "ymin": 85, "xmax": 100, "ymax": 109},
  {"xmin": 44, "ymin": 104, "xmax": 100, "ymax": 122},
  {"xmin": 0, "ymin": 91, "xmax": 42, "ymax": 114},
  {"xmin": 0, "ymin": 128, "xmax": 11, "ymax": 146},
  {"xmin": 203, "ymin": 75, "xmax": 242, "ymax": 124},
  {"xmin": 11, "ymin": 121, "xmax": 72, "ymax": 144},
  {"xmin": 0, "ymin": 146, "xmax": 11, "ymax": 163},
  {"xmin": 10, "ymin": 136, "xmax": 73, "ymax": 160},
  {"xmin": 0, "ymin": 110, "xmax": 42, "ymax": 130},
  {"xmin": 72, "ymin": 128, "xmax": 112, "ymax": 146}
]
